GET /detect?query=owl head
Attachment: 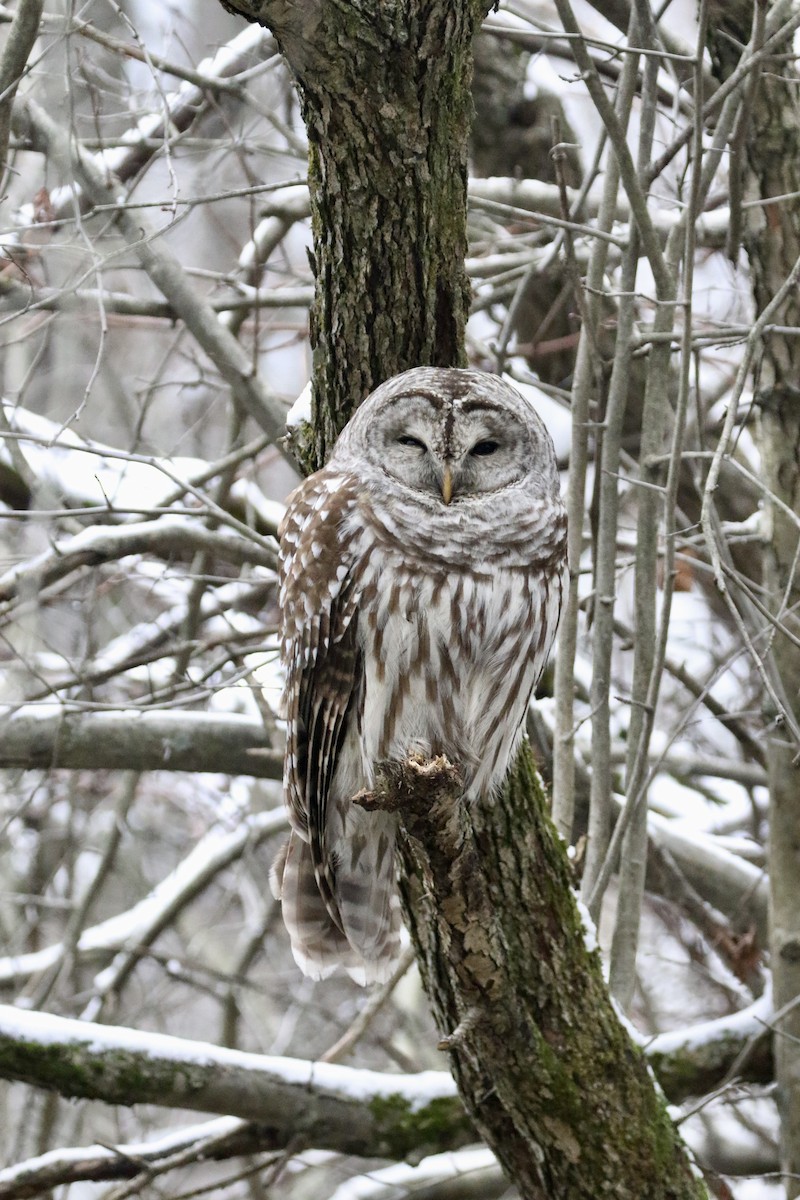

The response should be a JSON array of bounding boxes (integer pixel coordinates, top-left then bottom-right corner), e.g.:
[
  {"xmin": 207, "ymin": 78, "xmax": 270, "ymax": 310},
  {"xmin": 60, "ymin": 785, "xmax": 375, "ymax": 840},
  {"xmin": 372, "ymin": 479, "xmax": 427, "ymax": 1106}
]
[{"xmin": 330, "ymin": 367, "xmax": 560, "ymax": 507}]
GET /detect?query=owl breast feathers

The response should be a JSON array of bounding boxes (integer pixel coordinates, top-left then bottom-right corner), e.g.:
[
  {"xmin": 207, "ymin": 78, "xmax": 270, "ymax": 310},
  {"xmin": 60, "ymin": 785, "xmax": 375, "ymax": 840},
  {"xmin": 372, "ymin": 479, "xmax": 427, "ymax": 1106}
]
[{"xmin": 271, "ymin": 366, "xmax": 567, "ymax": 984}]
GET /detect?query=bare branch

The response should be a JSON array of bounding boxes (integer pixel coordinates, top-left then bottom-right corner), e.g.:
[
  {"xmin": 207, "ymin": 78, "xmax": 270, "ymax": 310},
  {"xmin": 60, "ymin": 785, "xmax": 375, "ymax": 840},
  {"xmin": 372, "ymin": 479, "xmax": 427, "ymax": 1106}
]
[
  {"xmin": 10, "ymin": 96, "xmax": 289, "ymax": 441},
  {"xmin": 0, "ymin": 807, "xmax": 287, "ymax": 991},
  {"xmin": 0, "ymin": 0, "xmax": 42, "ymax": 187},
  {"xmin": 0, "ymin": 707, "xmax": 281, "ymax": 778},
  {"xmin": 0, "ymin": 516, "xmax": 275, "ymax": 607}
]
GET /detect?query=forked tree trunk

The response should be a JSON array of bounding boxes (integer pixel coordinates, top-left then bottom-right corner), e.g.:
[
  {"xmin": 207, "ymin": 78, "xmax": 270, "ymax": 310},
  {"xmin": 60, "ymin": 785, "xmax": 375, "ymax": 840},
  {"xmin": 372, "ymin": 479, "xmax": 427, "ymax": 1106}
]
[
  {"xmin": 217, "ymin": 1, "xmax": 707, "ymax": 1193},
  {"xmin": 707, "ymin": 4, "xmax": 800, "ymax": 1192}
]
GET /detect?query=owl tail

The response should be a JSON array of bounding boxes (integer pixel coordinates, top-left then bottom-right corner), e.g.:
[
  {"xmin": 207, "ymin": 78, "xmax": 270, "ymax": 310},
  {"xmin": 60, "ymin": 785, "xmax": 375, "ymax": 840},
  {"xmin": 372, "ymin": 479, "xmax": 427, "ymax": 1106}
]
[
  {"xmin": 271, "ymin": 821, "xmax": 402, "ymax": 986},
  {"xmin": 333, "ymin": 810, "xmax": 403, "ymax": 986}
]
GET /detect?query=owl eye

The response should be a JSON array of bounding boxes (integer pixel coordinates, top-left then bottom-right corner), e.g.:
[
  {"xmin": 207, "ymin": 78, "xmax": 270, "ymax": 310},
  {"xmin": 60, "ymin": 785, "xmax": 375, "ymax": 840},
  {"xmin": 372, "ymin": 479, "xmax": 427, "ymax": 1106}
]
[
  {"xmin": 471, "ymin": 440, "xmax": 500, "ymax": 457},
  {"xmin": 396, "ymin": 435, "xmax": 426, "ymax": 450}
]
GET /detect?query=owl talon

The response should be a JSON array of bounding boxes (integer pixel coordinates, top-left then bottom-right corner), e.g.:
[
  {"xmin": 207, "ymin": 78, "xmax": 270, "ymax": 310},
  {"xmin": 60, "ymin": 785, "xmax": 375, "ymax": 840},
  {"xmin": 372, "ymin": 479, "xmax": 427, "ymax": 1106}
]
[
  {"xmin": 352, "ymin": 784, "xmax": 403, "ymax": 813},
  {"xmin": 352, "ymin": 786, "xmax": 378, "ymax": 811},
  {"xmin": 379, "ymin": 754, "xmax": 463, "ymax": 811}
]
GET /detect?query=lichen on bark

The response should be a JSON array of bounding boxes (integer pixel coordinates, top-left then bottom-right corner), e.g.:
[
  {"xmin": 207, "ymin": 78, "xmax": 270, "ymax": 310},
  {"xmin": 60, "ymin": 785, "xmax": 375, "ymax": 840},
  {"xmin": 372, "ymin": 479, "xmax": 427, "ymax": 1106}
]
[{"xmin": 393, "ymin": 745, "xmax": 705, "ymax": 1199}]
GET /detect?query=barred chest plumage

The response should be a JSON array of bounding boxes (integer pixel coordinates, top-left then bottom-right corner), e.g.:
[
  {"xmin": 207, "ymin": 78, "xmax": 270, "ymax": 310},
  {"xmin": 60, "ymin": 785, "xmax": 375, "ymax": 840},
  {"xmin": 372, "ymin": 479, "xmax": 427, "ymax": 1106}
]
[{"xmin": 343, "ymin": 513, "xmax": 564, "ymax": 802}]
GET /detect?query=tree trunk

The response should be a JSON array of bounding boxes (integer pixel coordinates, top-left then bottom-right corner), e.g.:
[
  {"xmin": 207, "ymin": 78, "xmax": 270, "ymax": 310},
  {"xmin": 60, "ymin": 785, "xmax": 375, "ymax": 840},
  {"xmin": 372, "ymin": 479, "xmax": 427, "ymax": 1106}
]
[
  {"xmin": 395, "ymin": 748, "xmax": 704, "ymax": 1198},
  {"xmin": 707, "ymin": 3, "xmax": 800, "ymax": 1192},
  {"xmin": 221, "ymin": 0, "xmax": 478, "ymax": 472},
  {"xmin": 217, "ymin": 1, "xmax": 708, "ymax": 1193}
]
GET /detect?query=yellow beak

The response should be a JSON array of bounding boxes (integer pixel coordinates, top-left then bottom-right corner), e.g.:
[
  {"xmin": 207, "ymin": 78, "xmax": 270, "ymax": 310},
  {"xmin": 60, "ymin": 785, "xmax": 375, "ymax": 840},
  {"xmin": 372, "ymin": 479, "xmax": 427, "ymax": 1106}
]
[{"xmin": 441, "ymin": 466, "xmax": 453, "ymax": 505}]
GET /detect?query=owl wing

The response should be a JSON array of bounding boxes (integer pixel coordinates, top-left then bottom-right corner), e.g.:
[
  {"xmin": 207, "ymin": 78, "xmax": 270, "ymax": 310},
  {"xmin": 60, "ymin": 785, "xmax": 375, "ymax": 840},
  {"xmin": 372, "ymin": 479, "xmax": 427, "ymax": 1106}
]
[{"xmin": 278, "ymin": 469, "xmax": 364, "ymax": 928}]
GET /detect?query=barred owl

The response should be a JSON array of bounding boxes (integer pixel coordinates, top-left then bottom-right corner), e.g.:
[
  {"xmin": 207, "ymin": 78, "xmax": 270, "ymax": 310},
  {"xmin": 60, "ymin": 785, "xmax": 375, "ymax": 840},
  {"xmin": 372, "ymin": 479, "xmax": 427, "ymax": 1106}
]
[{"xmin": 272, "ymin": 367, "xmax": 567, "ymax": 984}]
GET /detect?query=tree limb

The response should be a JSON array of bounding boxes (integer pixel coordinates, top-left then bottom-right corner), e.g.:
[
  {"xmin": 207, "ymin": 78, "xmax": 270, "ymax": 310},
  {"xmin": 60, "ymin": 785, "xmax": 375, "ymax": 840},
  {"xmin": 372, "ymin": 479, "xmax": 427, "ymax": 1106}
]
[
  {"xmin": 0, "ymin": 707, "xmax": 280, "ymax": 778},
  {"xmin": 10, "ymin": 96, "xmax": 288, "ymax": 441},
  {"xmin": 0, "ymin": 808, "xmax": 287, "ymax": 991},
  {"xmin": 0, "ymin": 1005, "xmax": 473, "ymax": 1157}
]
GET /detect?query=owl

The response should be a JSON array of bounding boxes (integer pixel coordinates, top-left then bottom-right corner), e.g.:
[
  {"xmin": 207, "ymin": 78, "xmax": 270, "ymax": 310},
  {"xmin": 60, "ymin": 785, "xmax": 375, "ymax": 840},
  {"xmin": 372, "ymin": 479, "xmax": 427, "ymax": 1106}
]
[{"xmin": 271, "ymin": 367, "xmax": 567, "ymax": 984}]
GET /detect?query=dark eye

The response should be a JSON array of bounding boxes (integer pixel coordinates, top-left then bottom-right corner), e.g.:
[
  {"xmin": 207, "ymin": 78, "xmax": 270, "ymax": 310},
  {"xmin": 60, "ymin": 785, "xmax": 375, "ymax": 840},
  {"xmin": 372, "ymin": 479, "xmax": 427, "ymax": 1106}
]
[
  {"xmin": 471, "ymin": 440, "xmax": 500, "ymax": 457},
  {"xmin": 397, "ymin": 435, "xmax": 426, "ymax": 450}
]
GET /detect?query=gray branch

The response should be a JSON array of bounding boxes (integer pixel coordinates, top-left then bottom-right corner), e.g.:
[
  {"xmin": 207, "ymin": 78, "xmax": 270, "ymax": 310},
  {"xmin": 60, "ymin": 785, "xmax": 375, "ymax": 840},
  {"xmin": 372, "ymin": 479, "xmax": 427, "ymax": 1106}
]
[
  {"xmin": 0, "ymin": 0, "xmax": 42, "ymax": 183},
  {"xmin": 0, "ymin": 808, "xmax": 288, "ymax": 989},
  {"xmin": 0, "ymin": 707, "xmax": 281, "ymax": 778},
  {"xmin": 10, "ymin": 96, "xmax": 288, "ymax": 442},
  {"xmin": 0, "ymin": 517, "xmax": 275, "ymax": 605},
  {"xmin": 0, "ymin": 1005, "xmax": 473, "ymax": 1158}
]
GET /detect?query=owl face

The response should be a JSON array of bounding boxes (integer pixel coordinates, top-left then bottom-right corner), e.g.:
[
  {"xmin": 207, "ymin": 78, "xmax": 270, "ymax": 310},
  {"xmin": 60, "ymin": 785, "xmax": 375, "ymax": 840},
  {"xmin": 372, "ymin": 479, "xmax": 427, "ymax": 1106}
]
[{"xmin": 333, "ymin": 367, "xmax": 555, "ymax": 506}]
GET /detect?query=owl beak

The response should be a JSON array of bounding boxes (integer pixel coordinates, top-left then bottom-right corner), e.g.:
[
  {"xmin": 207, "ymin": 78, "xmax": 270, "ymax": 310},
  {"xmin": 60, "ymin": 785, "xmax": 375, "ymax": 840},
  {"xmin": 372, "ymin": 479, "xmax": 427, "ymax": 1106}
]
[{"xmin": 440, "ymin": 465, "xmax": 453, "ymax": 505}]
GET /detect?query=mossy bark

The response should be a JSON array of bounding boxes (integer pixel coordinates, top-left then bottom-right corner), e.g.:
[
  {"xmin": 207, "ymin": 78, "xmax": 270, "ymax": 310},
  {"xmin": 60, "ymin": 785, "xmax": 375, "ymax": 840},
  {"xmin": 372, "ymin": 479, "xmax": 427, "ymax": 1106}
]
[
  {"xmin": 394, "ymin": 747, "xmax": 704, "ymax": 1198},
  {"xmin": 706, "ymin": 6, "xmax": 800, "ymax": 1191},
  {"xmin": 0, "ymin": 1005, "xmax": 474, "ymax": 1158}
]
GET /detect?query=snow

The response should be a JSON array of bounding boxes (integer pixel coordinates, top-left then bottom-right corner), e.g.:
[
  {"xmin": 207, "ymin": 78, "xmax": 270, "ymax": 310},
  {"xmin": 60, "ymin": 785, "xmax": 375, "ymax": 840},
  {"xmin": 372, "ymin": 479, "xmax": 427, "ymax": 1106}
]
[
  {"xmin": 573, "ymin": 894, "xmax": 599, "ymax": 956},
  {"xmin": 286, "ymin": 382, "xmax": 313, "ymax": 429},
  {"xmin": 647, "ymin": 990, "xmax": 772, "ymax": 1059},
  {"xmin": 12, "ymin": 23, "xmax": 273, "ymax": 228},
  {"xmin": 326, "ymin": 1147, "xmax": 498, "ymax": 1200},
  {"xmin": 0, "ymin": 1116, "xmax": 245, "ymax": 1184},
  {"xmin": 0, "ymin": 1004, "xmax": 458, "ymax": 1109},
  {"xmin": 0, "ymin": 807, "xmax": 288, "ymax": 987},
  {"xmin": 0, "ymin": 400, "xmax": 209, "ymax": 511}
]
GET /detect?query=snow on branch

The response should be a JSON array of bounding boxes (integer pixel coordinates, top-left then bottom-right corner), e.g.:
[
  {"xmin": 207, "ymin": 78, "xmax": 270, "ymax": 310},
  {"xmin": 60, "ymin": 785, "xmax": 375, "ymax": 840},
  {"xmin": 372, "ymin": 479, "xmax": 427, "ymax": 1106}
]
[
  {"xmin": 648, "ymin": 992, "xmax": 774, "ymax": 1105},
  {"xmin": 0, "ymin": 517, "xmax": 275, "ymax": 605},
  {"xmin": 0, "ymin": 1120, "xmax": 334, "ymax": 1199},
  {"xmin": 8, "ymin": 22, "xmax": 276, "ymax": 228},
  {"xmin": 647, "ymin": 809, "xmax": 768, "ymax": 945},
  {"xmin": 326, "ymin": 1146, "xmax": 502, "ymax": 1200},
  {"xmin": 0, "ymin": 807, "xmax": 287, "ymax": 989},
  {"xmin": 0, "ymin": 1005, "xmax": 472, "ymax": 1158},
  {"xmin": 0, "ymin": 399, "xmax": 285, "ymax": 537},
  {"xmin": 0, "ymin": 1116, "xmax": 260, "ymax": 1199},
  {"xmin": 0, "ymin": 993, "xmax": 778, "ymax": 1195},
  {"xmin": 10, "ymin": 97, "xmax": 289, "ymax": 440}
]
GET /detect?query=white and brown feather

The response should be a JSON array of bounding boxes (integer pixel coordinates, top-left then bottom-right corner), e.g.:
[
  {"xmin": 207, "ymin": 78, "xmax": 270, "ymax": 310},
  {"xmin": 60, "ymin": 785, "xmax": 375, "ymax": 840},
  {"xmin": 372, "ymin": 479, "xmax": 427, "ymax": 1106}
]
[{"xmin": 272, "ymin": 367, "xmax": 567, "ymax": 984}]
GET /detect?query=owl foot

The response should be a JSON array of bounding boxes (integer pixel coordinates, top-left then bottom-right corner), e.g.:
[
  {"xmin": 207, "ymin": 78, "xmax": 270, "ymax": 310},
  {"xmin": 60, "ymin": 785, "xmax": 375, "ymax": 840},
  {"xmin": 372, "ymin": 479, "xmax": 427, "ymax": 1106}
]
[
  {"xmin": 353, "ymin": 754, "xmax": 463, "ymax": 816},
  {"xmin": 352, "ymin": 785, "xmax": 397, "ymax": 812}
]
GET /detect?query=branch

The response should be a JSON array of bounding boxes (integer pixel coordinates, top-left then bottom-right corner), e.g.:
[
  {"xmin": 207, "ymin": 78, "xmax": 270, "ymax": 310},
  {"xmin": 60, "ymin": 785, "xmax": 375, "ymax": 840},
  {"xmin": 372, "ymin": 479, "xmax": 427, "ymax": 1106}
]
[
  {"xmin": 325, "ymin": 1147, "xmax": 504, "ymax": 1200},
  {"xmin": 0, "ymin": 1005, "xmax": 473, "ymax": 1157},
  {"xmin": 0, "ymin": 707, "xmax": 281, "ymax": 778},
  {"xmin": 0, "ymin": 276, "xmax": 314, "ymax": 318},
  {"xmin": 7, "ymin": 23, "xmax": 276, "ymax": 225},
  {"xmin": 10, "ymin": 96, "xmax": 288, "ymax": 440},
  {"xmin": 0, "ymin": 993, "xmax": 777, "ymax": 1198},
  {"xmin": 647, "ymin": 809, "xmax": 768, "ymax": 945},
  {"xmin": 0, "ymin": 1118, "xmax": 285, "ymax": 1200},
  {"xmin": 0, "ymin": 808, "xmax": 287, "ymax": 990},
  {"xmin": 0, "ymin": 0, "xmax": 42, "ymax": 183},
  {"xmin": 392, "ymin": 748, "xmax": 706, "ymax": 1198},
  {"xmin": 647, "ymin": 992, "xmax": 774, "ymax": 1105},
  {"xmin": 0, "ymin": 516, "xmax": 275, "ymax": 606},
  {"xmin": 0, "ymin": 399, "xmax": 286, "ymax": 536}
]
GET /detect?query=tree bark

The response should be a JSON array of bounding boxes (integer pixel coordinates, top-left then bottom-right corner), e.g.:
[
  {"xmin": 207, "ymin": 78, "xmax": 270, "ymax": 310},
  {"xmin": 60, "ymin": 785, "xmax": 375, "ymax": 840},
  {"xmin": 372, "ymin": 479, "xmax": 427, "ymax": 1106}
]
[
  {"xmin": 219, "ymin": 0, "xmax": 481, "ymax": 472},
  {"xmin": 213, "ymin": 1, "xmax": 707, "ymax": 1193},
  {"xmin": 706, "ymin": 4, "xmax": 800, "ymax": 1192},
  {"xmin": 394, "ymin": 750, "xmax": 705, "ymax": 1199},
  {"xmin": 0, "ymin": 708, "xmax": 281, "ymax": 778}
]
